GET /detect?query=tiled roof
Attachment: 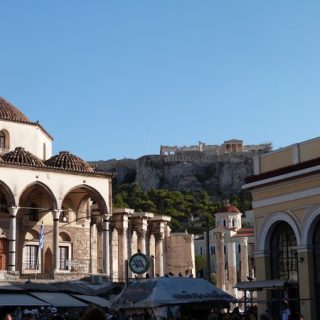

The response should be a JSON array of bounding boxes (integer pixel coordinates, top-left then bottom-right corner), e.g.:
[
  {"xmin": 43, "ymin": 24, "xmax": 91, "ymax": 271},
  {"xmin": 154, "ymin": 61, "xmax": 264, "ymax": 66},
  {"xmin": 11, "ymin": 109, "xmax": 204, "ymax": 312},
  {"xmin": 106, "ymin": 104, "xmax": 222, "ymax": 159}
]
[
  {"xmin": 2, "ymin": 147, "xmax": 45, "ymax": 167},
  {"xmin": 45, "ymin": 151, "xmax": 95, "ymax": 173},
  {"xmin": 216, "ymin": 204, "xmax": 240, "ymax": 214},
  {"xmin": 245, "ymin": 156, "xmax": 320, "ymax": 183},
  {"xmin": 0, "ymin": 148, "xmax": 114, "ymax": 178},
  {"xmin": 232, "ymin": 228, "xmax": 254, "ymax": 238},
  {"xmin": 0, "ymin": 97, "xmax": 31, "ymax": 123}
]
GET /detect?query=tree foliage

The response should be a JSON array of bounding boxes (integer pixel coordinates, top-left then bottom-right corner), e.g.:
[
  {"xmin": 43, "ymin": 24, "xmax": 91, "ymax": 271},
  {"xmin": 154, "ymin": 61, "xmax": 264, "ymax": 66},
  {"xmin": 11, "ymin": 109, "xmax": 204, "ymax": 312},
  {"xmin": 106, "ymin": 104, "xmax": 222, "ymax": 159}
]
[{"xmin": 112, "ymin": 183, "xmax": 251, "ymax": 232}]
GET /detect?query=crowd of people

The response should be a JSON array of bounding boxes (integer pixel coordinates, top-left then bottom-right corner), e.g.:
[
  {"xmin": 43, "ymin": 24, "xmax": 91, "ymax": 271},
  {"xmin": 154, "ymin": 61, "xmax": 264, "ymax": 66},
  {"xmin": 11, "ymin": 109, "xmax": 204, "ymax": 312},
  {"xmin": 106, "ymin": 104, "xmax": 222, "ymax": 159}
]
[{"xmin": 1, "ymin": 304, "xmax": 305, "ymax": 320}]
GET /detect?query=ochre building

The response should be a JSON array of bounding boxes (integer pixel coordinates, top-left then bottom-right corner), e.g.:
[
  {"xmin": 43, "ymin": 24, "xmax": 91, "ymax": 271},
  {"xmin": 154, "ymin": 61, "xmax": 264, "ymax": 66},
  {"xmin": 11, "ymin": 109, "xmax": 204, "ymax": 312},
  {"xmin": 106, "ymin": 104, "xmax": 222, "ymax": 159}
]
[{"xmin": 243, "ymin": 137, "xmax": 320, "ymax": 319}]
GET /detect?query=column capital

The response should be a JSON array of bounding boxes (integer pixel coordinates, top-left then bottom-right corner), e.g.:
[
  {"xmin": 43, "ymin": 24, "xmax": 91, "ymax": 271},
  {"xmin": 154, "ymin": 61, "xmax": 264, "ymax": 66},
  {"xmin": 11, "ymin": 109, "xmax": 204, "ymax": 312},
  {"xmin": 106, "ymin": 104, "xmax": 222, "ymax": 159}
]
[
  {"xmin": 9, "ymin": 207, "xmax": 18, "ymax": 217},
  {"xmin": 53, "ymin": 209, "xmax": 60, "ymax": 220},
  {"xmin": 240, "ymin": 237, "xmax": 248, "ymax": 246}
]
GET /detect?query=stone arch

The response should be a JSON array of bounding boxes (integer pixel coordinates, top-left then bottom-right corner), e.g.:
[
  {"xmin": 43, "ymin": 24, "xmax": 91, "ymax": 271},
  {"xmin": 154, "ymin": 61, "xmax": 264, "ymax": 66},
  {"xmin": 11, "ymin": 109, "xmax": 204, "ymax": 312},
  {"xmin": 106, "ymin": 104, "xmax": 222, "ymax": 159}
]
[
  {"xmin": 59, "ymin": 231, "xmax": 71, "ymax": 242},
  {"xmin": 25, "ymin": 229, "xmax": 40, "ymax": 241},
  {"xmin": 0, "ymin": 180, "xmax": 16, "ymax": 208},
  {"xmin": 257, "ymin": 211, "xmax": 301, "ymax": 251},
  {"xmin": 61, "ymin": 184, "xmax": 108, "ymax": 216},
  {"xmin": 18, "ymin": 181, "xmax": 57, "ymax": 211},
  {"xmin": 301, "ymin": 205, "xmax": 320, "ymax": 247}
]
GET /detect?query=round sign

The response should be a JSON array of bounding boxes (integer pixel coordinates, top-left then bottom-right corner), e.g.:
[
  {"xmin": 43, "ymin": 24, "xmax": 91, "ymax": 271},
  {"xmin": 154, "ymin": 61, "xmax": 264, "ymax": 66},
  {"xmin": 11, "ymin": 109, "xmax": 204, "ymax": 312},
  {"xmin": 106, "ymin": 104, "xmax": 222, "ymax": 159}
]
[{"xmin": 129, "ymin": 253, "xmax": 150, "ymax": 274}]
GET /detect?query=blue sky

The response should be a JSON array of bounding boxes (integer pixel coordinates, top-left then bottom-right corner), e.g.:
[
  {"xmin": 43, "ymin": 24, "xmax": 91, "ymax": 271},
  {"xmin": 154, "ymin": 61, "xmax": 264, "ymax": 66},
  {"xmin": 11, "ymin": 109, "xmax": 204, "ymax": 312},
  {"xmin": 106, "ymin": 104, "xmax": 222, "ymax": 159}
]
[{"xmin": 1, "ymin": 1, "xmax": 320, "ymax": 161}]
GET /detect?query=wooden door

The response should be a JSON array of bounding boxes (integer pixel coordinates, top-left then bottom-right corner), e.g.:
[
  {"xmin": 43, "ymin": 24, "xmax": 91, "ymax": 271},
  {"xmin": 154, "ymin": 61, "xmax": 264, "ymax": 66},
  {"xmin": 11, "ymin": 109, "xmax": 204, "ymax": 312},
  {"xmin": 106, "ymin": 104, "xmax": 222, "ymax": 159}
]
[{"xmin": 0, "ymin": 238, "xmax": 8, "ymax": 270}]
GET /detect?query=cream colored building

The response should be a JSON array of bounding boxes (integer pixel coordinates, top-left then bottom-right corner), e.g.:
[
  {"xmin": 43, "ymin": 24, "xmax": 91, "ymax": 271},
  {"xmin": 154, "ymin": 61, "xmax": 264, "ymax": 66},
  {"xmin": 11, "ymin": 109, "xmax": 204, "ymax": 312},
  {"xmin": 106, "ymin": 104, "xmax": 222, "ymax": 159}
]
[
  {"xmin": 0, "ymin": 97, "xmax": 195, "ymax": 283},
  {"xmin": 194, "ymin": 204, "xmax": 255, "ymax": 299},
  {"xmin": 243, "ymin": 137, "xmax": 320, "ymax": 319}
]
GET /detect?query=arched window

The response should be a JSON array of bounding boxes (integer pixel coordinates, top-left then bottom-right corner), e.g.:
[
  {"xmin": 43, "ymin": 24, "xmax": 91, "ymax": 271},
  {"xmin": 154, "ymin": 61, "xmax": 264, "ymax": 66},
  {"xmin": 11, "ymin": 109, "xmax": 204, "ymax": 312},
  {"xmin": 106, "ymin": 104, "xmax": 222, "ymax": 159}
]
[
  {"xmin": 0, "ymin": 132, "xmax": 5, "ymax": 149},
  {"xmin": 270, "ymin": 222, "xmax": 300, "ymax": 315},
  {"xmin": 270, "ymin": 222, "xmax": 297, "ymax": 280},
  {"xmin": 0, "ymin": 130, "xmax": 9, "ymax": 150},
  {"xmin": 232, "ymin": 219, "xmax": 235, "ymax": 227},
  {"xmin": 43, "ymin": 143, "xmax": 46, "ymax": 160}
]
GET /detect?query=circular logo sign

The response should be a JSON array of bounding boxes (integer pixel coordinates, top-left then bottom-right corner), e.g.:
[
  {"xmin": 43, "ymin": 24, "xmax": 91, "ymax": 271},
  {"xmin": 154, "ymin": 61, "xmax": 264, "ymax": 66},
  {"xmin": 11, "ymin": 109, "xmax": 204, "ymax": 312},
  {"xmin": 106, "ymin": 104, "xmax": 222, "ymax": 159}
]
[{"xmin": 129, "ymin": 253, "xmax": 150, "ymax": 274}]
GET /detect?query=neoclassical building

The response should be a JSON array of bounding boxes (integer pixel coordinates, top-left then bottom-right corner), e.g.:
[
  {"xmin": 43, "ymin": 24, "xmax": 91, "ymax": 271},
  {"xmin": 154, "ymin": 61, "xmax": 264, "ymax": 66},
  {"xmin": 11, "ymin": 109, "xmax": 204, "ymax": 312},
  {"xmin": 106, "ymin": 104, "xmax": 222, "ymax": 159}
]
[
  {"xmin": 0, "ymin": 97, "xmax": 195, "ymax": 282},
  {"xmin": 194, "ymin": 204, "xmax": 254, "ymax": 299},
  {"xmin": 243, "ymin": 137, "xmax": 320, "ymax": 319}
]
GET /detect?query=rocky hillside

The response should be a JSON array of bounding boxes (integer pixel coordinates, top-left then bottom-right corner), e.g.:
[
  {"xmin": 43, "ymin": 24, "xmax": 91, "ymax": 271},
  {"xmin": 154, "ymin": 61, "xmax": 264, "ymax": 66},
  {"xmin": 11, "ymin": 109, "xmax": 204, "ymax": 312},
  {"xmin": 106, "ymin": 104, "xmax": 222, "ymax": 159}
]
[{"xmin": 92, "ymin": 153, "xmax": 254, "ymax": 200}]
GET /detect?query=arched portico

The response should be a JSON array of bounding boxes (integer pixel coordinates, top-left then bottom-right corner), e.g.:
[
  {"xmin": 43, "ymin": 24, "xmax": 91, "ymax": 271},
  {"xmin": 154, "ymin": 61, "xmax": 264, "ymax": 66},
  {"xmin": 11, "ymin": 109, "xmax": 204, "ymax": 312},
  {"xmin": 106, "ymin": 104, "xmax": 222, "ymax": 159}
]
[
  {"xmin": 60, "ymin": 184, "xmax": 109, "ymax": 276},
  {"xmin": 17, "ymin": 182, "xmax": 57, "ymax": 274}
]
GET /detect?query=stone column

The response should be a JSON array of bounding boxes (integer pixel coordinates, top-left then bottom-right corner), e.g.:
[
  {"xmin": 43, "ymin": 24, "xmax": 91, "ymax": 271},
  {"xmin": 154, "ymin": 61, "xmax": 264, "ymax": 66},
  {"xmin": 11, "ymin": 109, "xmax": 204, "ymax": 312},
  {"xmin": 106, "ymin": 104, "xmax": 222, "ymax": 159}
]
[
  {"xmin": 53, "ymin": 210, "xmax": 60, "ymax": 273},
  {"xmin": 8, "ymin": 207, "xmax": 18, "ymax": 272},
  {"xmin": 118, "ymin": 225, "xmax": 128, "ymax": 281},
  {"xmin": 111, "ymin": 228, "xmax": 118, "ymax": 281},
  {"xmin": 240, "ymin": 237, "xmax": 249, "ymax": 282},
  {"xmin": 131, "ymin": 231, "xmax": 138, "ymax": 255},
  {"xmin": 227, "ymin": 241, "xmax": 237, "ymax": 295},
  {"xmin": 155, "ymin": 234, "xmax": 164, "ymax": 276},
  {"xmin": 138, "ymin": 230, "xmax": 146, "ymax": 254},
  {"xmin": 214, "ymin": 232, "xmax": 225, "ymax": 290},
  {"xmin": 103, "ymin": 213, "xmax": 110, "ymax": 277}
]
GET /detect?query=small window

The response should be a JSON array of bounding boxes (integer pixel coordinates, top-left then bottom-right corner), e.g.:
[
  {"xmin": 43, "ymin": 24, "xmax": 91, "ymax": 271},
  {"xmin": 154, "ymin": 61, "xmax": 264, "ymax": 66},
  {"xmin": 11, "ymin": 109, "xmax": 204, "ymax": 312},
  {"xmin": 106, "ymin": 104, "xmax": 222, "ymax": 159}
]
[
  {"xmin": 238, "ymin": 244, "xmax": 241, "ymax": 253},
  {"xmin": 59, "ymin": 246, "xmax": 69, "ymax": 270},
  {"xmin": 223, "ymin": 220, "xmax": 226, "ymax": 227},
  {"xmin": 24, "ymin": 245, "xmax": 38, "ymax": 269},
  {"xmin": 200, "ymin": 246, "xmax": 203, "ymax": 255}
]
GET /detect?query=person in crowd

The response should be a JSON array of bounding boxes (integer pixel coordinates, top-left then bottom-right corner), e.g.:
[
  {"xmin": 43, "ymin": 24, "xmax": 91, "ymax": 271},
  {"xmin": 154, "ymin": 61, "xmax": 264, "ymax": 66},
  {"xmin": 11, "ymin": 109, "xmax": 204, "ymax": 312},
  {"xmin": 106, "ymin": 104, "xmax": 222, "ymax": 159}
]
[
  {"xmin": 4, "ymin": 315, "xmax": 13, "ymax": 320},
  {"xmin": 81, "ymin": 306, "xmax": 106, "ymax": 320},
  {"xmin": 280, "ymin": 301, "xmax": 291, "ymax": 320}
]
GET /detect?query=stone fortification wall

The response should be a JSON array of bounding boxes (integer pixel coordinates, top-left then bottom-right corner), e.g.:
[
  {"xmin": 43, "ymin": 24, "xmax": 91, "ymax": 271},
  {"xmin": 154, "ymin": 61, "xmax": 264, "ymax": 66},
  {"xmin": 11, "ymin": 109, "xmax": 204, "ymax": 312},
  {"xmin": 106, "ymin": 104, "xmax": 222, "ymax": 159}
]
[{"xmin": 92, "ymin": 153, "xmax": 254, "ymax": 199}]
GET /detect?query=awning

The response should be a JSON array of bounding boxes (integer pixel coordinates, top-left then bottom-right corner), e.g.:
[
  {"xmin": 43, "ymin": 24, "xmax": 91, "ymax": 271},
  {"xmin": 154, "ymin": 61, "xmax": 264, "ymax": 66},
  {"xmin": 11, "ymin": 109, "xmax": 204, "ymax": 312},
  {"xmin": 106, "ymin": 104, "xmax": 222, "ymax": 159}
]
[
  {"xmin": 234, "ymin": 279, "xmax": 298, "ymax": 291},
  {"xmin": 30, "ymin": 292, "xmax": 88, "ymax": 308},
  {"xmin": 72, "ymin": 294, "xmax": 112, "ymax": 308},
  {"xmin": 0, "ymin": 294, "xmax": 49, "ymax": 307}
]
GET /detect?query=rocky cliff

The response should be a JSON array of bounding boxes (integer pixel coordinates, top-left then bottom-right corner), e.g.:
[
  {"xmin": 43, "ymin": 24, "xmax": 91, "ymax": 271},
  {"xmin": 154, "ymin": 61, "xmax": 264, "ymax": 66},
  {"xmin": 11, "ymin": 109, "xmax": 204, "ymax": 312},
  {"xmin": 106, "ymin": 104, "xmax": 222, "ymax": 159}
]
[{"xmin": 92, "ymin": 153, "xmax": 254, "ymax": 200}]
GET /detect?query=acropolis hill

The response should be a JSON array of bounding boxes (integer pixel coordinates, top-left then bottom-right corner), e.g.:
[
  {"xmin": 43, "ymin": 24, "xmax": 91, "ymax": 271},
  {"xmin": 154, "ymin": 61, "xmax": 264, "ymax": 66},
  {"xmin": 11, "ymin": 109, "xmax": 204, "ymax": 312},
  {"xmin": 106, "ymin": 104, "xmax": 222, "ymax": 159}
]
[{"xmin": 93, "ymin": 139, "xmax": 272, "ymax": 200}]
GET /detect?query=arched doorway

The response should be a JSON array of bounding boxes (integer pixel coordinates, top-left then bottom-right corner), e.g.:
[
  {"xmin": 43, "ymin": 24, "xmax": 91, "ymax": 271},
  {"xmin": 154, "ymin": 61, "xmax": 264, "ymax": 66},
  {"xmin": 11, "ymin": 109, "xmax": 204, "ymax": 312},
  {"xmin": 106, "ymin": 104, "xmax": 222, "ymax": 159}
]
[
  {"xmin": 44, "ymin": 248, "xmax": 53, "ymax": 274},
  {"xmin": 270, "ymin": 222, "xmax": 299, "ymax": 314},
  {"xmin": 0, "ymin": 238, "xmax": 8, "ymax": 270}
]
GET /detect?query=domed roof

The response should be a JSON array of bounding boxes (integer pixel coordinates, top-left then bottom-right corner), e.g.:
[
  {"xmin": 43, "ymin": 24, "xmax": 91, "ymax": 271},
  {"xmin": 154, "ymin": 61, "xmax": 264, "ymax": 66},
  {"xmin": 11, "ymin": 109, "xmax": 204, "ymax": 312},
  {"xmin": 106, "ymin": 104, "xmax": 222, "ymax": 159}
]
[
  {"xmin": 0, "ymin": 97, "xmax": 30, "ymax": 123},
  {"xmin": 216, "ymin": 204, "xmax": 240, "ymax": 214},
  {"xmin": 2, "ymin": 147, "xmax": 45, "ymax": 167},
  {"xmin": 45, "ymin": 151, "xmax": 94, "ymax": 173}
]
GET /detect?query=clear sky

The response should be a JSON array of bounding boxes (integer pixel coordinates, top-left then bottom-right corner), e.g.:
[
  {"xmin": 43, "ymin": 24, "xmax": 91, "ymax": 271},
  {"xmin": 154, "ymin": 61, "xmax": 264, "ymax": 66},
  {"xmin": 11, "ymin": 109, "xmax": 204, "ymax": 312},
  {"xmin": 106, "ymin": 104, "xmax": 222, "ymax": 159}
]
[{"xmin": 1, "ymin": 1, "xmax": 320, "ymax": 161}]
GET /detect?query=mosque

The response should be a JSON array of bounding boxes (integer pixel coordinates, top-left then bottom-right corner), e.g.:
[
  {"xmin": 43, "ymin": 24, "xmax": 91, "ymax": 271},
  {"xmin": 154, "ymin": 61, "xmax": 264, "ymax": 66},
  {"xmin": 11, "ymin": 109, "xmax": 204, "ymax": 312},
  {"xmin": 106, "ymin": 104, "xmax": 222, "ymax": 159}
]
[{"xmin": 0, "ymin": 97, "xmax": 194, "ymax": 281}]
